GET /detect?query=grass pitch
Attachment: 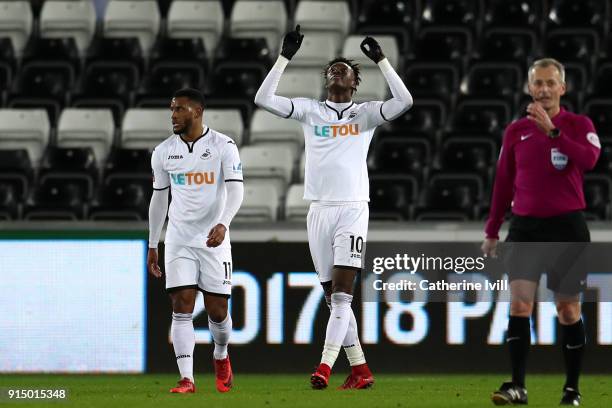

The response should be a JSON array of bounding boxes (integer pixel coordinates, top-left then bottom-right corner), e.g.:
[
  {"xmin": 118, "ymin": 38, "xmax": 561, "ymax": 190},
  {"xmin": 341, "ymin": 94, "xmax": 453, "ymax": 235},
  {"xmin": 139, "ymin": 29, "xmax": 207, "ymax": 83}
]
[{"xmin": 0, "ymin": 374, "xmax": 610, "ymax": 407}]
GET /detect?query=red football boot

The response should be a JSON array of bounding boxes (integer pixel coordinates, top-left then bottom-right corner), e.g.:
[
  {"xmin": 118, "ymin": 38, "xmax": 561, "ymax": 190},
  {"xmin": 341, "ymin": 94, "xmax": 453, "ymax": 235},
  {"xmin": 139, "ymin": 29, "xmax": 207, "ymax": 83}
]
[
  {"xmin": 214, "ymin": 356, "xmax": 233, "ymax": 393},
  {"xmin": 338, "ymin": 364, "xmax": 375, "ymax": 390},
  {"xmin": 170, "ymin": 377, "xmax": 196, "ymax": 393},
  {"xmin": 310, "ymin": 363, "xmax": 331, "ymax": 389}
]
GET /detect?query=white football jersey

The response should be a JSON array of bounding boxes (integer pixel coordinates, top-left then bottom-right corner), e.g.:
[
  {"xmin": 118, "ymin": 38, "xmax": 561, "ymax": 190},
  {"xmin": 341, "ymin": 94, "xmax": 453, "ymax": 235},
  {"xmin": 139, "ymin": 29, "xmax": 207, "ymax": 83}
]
[
  {"xmin": 151, "ymin": 127, "xmax": 243, "ymax": 248},
  {"xmin": 289, "ymin": 98, "xmax": 387, "ymax": 201}
]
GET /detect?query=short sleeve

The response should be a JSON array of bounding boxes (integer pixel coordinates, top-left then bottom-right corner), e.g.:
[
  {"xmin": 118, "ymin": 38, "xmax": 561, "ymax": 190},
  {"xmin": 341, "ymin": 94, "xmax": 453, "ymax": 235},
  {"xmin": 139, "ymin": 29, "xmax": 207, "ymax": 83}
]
[
  {"xmin": 361, "ymin": 101, "xmax": 386, "ymax": 130},
  {"xmin": 288, "ymin": 97, "xmax": 316, "ymax": 122},
  {"xmin": 151, "ymin": 147, "xmax": 170, "ymax": 190},
  {"xmin": 222, "ymin": 141, "xmax": 244, "ymax": 182}
]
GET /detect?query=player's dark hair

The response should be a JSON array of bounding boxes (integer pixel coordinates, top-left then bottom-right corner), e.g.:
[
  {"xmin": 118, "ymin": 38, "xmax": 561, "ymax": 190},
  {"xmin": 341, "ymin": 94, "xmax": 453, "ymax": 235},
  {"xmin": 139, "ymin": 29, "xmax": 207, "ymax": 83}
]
[
  {"xmin": 323, "ymin": 57, "xmax": 361, "ymax": 88},
  {"xmin": 173, "ymin": 88, "xmax": 205, "ymax": 108}
]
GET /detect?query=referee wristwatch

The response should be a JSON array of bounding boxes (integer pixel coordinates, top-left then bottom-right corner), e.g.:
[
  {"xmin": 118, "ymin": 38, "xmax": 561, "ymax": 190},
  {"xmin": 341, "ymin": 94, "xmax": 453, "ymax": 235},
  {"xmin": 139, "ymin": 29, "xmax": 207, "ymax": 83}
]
[{"xmin": 547, "ymin": 128, "xmax": 560, "ymax": 139}]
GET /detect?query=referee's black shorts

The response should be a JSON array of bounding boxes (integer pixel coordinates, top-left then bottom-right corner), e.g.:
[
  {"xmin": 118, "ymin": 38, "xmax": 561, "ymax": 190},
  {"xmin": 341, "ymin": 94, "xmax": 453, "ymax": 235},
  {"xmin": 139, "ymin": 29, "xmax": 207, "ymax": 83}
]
[{"xmin": 504, "ymin": 210, "xmax": 590, "ymax": 295}]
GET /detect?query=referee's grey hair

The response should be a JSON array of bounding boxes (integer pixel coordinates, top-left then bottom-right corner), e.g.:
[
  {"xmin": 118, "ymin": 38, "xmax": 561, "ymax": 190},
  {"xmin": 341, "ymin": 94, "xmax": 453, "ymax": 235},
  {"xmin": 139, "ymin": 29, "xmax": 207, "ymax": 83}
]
[{"xmin": 528, "ymin": 58, "xmax": 565, "ymax": 84}]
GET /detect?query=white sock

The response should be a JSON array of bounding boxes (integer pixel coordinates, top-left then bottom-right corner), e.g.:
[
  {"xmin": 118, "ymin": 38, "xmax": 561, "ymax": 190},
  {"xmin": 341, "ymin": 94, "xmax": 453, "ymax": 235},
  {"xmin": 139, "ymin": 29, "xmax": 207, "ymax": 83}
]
[
  {"xmin": 209, "ymin": 313, "xmax": 232, "ymax": 360},
  {"xmin": 343, "ymin": 310, "xmax": 366, "ymax": 366},
  {"xmin": 325, "ymin": 295, "xmax": 366, "ymax": 366},
  {"xmin": 171, "ymin": 312, "xmax": 195, "ymax": 382},
  {"xmin": 320, "ymin": 292, "xmax": 353, "ymax": 369}
]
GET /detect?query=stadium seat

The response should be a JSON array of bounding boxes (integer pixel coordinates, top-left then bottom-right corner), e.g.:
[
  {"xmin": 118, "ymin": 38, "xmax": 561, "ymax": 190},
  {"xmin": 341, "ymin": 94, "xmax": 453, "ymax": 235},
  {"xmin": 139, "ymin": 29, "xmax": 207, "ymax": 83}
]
[
  {"xmin": 357, "ymin": 0, "xmax": 418, "ymax": 31},
  {"xmin": 0, "ymin": 0, "xmax": 33, "ymax": 56},
  {"xmin": 390, "ymin": 99, "xmax": 446, "ymax": 137},
  {"xmin": 39, "ymin": 146, "xmax": 98, "ymax": 200},
  {"xmin": 294, "ymin": 1, "xmax": 350, "ymax": 54},
  {"xmin": 86, "ymin": 38, "xmax": 145, "ymax": 75},
  {"xmin": 342, "ymin": 35, "xmax": 400, "ymax": 70},
  {"xmin": 372, "ymin": 137, "xmax": 430, "ymax": 182},
  {"xmin": 104, "ymin": 0, "xmax": 161, "ymax": 55},
  {"xmin": 24, "ymin": 179, "xmax": 87, "ymax": 220},
  {"xmin": 356, "ymin": 26, "xmax": 411, "ymax": 55},
  {"xmin": 484, "ymin": 0, "xmax": 541, "ymax": 28},
  {"xmin": 441, "ymin": 137, "xmax": 496, "ymax": 180},
  {"xmin": 450, "ymin": 99, "xmax": 511, "ymax": 135},
  {"xmin": 0, "ymin": 37, "xmax": 15, "ymax": 73},
  {"xmin": 0, "ymin": 109, "xmax": 50, "ymax": 164},
  {"xmin": 547, "ymin": 0, "xmax": 608, "ymax": 34},
  {"xmin": 205, "ymin": 97, "xmax": 255, "ymax": 125},
  {"xmin": 369, "ymin": 174, "xmax": 417, "ymax": 220},
  {"xmin": 593, "ymin": 138, "xmax": 612, "ymax": 174},
  {"xmin": 421, "ymin": 0, "xmax": 480, "ymax": 29},
  {"xmin": 419, "ymin": 173, "xmax": 484, "ymax": 219},
  {"xmin": 352, "ymin": 69, "xmax": 388, "ymax": 102},
  {"xmin": 250, "ymin": 108, "xmax": 304, "ymax": 154},
  {"xmin": 15, "ymin": 61, "xmax": 75, "ymax": 104},
  {"xmin": 0, "ymin": 183, "xmax": 19, "ymax": 220},
  {"xmin": 276, "ymin": 69, "xmax": 323, "ymax": 99},
  {"xmin": 476, "ymin": 28, "xmax": 536, "ymax": 67},
  {"xmin": 104, "ymin": 148, "xmax": 151, "ymax": 175},
  {"xmin": 240, "ymin": 145, "xmax": 294, "ymax": 196},
  {"xmin": 234, "ymin": 182, "xmax": 279, "ymax": 222},
  {"xmin": 461, "ymin": 63, "xmax": 522, "ymax": 100},
  {"xmin": 204, "ymin": 109, "xmax": 244, "ymax": 146},
  {"xmin": 590, "ymin": 63, "xmax": 612, "ymax": 98},
  {"xmin": 140, "ymin": 61, "xmax": 205, "ymax": 98},
  {"xmin": 22, "ymin": 37, "xmax": 80, "ymax": 73},
  {"xmin": 563, "ymin": 63, "xmax": 588, "ymax": 100},
  {"xmin": 57, "ymin": 108, "xmax": 115, "ymax": 165},
  {"xmin": 230, "ymin": 1, "xmax": 287, "ymax": 54},
  {"xmin": 415, "ymin": 27, "xmax": 472, "ymax": 68},
  {"xmin": 151, "ymin": 37, "xmax": 207, "ymax": 67},
  {"xmin": 71, "ymin": 97, "xmax": 125, "ymax": 129},
  {"xmin": 167, "ymin": 0, "xmax": 224, "ymax": 57},
  {"xmin": 291, "ymin": 34, "xmax": 336, "ymax": 69},
  {"xmin": 90, "ymin": 176, "xmax": 151, "ymax": 220},
  {"xmin": 7, "ymin": 97, "xmax": 61, "ymax": 127},
  {"xmin": 405, "ymin": 63, "xmax": 459, "ymax": 107},
  {"xmin": 0, "ymin": 149, "xmax": 33, "ymax": 202},
  {"xmin": 584, "ymin": 99, "xmax": 612, "ymax": 135},
  {"xmin": 284, "ymin": 183, "xmax": 308, "ymax": 221},
  {"xmin": 208, "ymin": 62, "xmax": 267, "ymax": 100},
  {"xmin": 214, "ymin": 37, "xmax": 271, "ymax": 68},
  {"xmin": 583, "ymin": 174, "xmax": 612, "ymax": 220},
  {"xmin": 80, "ymin": 61, "xmax": 140, "ymax": 106},
  {"xmin": 39, "ymin": 0, "xmax": 96, "ymax": 55},
  {"xmin": 544, "ymin": 29, "xmax": 599, "ymax": 70},
  {"xmin": 121, "ymin": 108, "xmax": 172, "ymax": 149}
]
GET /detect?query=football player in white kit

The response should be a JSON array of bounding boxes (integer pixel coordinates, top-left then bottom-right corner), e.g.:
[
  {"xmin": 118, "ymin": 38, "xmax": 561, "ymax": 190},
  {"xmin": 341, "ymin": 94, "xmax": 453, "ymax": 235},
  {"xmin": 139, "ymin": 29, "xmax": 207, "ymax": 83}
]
[
  {"xmin": 255, "ymin": 26, "xmax": 413, "ymax": 389},
  {"xmin": 148, "ymin": 88, "xmax": 244, "ymax": 394}
]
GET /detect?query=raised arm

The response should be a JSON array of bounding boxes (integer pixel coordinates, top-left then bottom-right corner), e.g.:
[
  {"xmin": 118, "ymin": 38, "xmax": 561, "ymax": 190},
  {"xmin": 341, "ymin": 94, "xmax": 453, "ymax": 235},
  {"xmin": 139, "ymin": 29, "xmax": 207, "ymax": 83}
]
[
  {"xmin": 254, "ymin": 25, "xmax": 304, "ymax": 117},
  {"xmin": 360, "ymin": 37, "xmax": 413, "ymax": 120}
]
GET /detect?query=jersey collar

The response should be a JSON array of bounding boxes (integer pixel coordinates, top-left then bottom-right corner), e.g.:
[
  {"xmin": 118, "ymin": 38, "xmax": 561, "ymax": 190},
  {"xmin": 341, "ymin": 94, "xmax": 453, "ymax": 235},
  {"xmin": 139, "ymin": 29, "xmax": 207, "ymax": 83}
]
[
  {"xmin": 324, "ymin": 100, "xmax": 355, "ymax": 120},
  {"xmin": 179, "ymin": 126, "xmax": 210, "ymax": 153}
]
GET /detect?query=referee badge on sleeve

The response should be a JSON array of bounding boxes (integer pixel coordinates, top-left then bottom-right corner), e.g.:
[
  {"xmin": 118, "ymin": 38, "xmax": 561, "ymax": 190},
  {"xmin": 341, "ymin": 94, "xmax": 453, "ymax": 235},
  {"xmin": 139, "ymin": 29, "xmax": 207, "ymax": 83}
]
[
  {"xmin": 587, "ymin": 132, "xmax": 601, "ymax": 148},
  {"xmin": 551, "ymin": 148, "xmax": 568, "ymax": 170}
]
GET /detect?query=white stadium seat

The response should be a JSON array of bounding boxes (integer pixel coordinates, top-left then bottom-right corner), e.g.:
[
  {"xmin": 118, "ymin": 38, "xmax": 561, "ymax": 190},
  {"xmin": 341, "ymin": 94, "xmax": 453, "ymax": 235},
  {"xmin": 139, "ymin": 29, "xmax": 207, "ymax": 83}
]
[
  {"xmin": 121, "ymin": 108, "xmax": 172, "ymax": 150},
  {"xmin": 167, "ymin": 0, "xmax": 224, "ymax": 57},
  {"xmin": 284, "ymin": 183, "xmax": 308, "ymax": 221},
  {"xmin": 0, "ymin": 1, "xmax": 33, "ymax": 56},
  {"xmin": 57, "ymin": 109, "xmax": 115, "ymax": 164},
  {"xmin": 234, "ymin": 183, "xmax": 279, "ymax": 222},
  {"xmin": 40, "ymin": 0, "xmax": 96, "ymax": 55},
  {"xmin": 204, "ymin": 109, "xmax": 244, "ymax": 147},
  {"xmin": 342, "ymin": 35, "xmax": 400, "ymax": 70},
  {"xmin": 276, "ymin": 68, "xmax": 323, "ymax": 99},
  {"xmin": 352, "ymin": 69, "xmax": 388, "ymax": 102},
  {"xmin": 250, "ymin": 108, "xmax": 303, "ymax": 154},
  {"xmin": 291, "ymin": 34, "xmax": 336, "ymax": 68},
  {"xmin": 104, "ymin": 0, "xmax": 160, "ymax": 55},
  {"xmin": 230, "ymin": 0, "xmax": 287, "ymax": 53},
  {"xmin": 294, "ymin": 1, "xmax": 351, "ymax": 54},
  {"xmin": 240, "ymin": 145, "xmax": 295, "ymax": 196},
  {"xmin": 0, "ymin": 109, "xmax": 50, "ymax": 164}
]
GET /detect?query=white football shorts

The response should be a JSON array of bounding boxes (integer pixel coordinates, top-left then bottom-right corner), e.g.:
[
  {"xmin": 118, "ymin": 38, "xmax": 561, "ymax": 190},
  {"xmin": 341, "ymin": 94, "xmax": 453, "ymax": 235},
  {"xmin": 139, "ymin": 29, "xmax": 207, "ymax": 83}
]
[
  {"xmin": 164, "ymin": 244, "xmax": 233, "ymax": 297},
  {"xmin": 307, "ymin": 201, "xmax": 369, "ymax": 283}
]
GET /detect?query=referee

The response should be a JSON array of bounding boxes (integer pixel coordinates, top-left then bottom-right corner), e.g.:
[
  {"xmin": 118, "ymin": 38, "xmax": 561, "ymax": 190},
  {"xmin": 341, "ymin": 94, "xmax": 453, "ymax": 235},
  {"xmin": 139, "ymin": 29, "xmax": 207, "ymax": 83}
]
[{"xmin": 481, "ymin": 58, "xmax": 601, "ymax": 406}]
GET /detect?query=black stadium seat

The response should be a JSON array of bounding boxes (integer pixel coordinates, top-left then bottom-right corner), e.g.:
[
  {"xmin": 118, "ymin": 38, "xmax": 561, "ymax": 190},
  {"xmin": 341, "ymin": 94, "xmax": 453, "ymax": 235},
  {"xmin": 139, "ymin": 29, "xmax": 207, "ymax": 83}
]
[
  {"xmin": 372, "ymin": 137, "xmax": 431, "ymax": 182},
  {"xmin": 593, "ymin": 138, "xmax": 612, "ymax": 174},
  {"xmin": 590, "ymin": 63, "xmax": 612, "ymax": 98},
  {"xmin": 140, "ymin": 61, "xmax": 205, "ymax": 98},
  {"xmin": 0, "ymin": 149, "xmax": 33, "ymax": 202},
  {"xmin": 418, "ymin": 173, "xmax": 484, "ymax": 219},
  {"xmin": 544, "ymin": 29, "xmax": 599, "ymax": 71},
  {"xmin": 90, "ymin": 177, "xmax": 152, "ymax": 220},
  {"xmin": 358, "ymin": 0, "xmax": 418, "ymax": 29},
  {"xmin": 462, "ymin": 63, "xmax": 522, "ymax": 100},
  {"xmin": 583, "ymin": 174, "xmax": 612, "ymax": 220},
  {"xmin": 23, "ymin": 37, "xmax": 80, "ymax": 73},
  {"xmin": 369, "ymin": 174, "xmax": 418, "ymax": 220},
  {"xmin": 450, "ymin": 99, "xmax": 511, "ymax": 135},
  {"xmin": 214, "ymin": 37, "xmax": 271, "ymax": 68},
  {"xmin": 0, "ymin": 37, "xmax": 16, "ymax": 73},
  {"xmin": 441, "ymin": 137, "xmax": 496, "ymax": 179},
  {"xmin": 0, "ymin": 183, "xmax": 19, "ymax": 220},
  {"xmin": 584, "ymin": 99, "xmax": 612, "ymax": 135},
  {"xmin": 390, "ymin": 99, "xmax": 446, "ymax": 137},
  {"xmin": 405, "ymin": 63, "xmax": 459, "ymax": 107},
  {"xmin": 80, "ymin": 61, "xmax": 139, "ymax": 106},
  {"xmin": 208, "ymin": 62, "xmax": 267, "ymax": 100},
  {"xmin": 105, "ymin": 148, "xmax": 152, "ymax": 175},
  {"xmin": 87, "ymin": 37, "xmax": 145, "ymax": 75},
  {"xmin": 476, "ymin": 28, "xmax": 536, "ymax": 67},
  {"xmin": 547, "ymin": 0, "xmax": 609, "ymax": 34},
  {"xmin": 151, "ymin": 37, "xmax": 208, "ymax": 67},
  {"xmin": 416, "ymin": 27, "xmax": 473, "ymax": 68},
  {"xmin": 484, "ymin": 0, "xmax": 542, "ymax": 28},
  {"xmin": 24, "ymin": 180, "xmax": 87, "ymax": 220},
  {"xmin": 39, "ymin": 147, "xmax": 98, "ymax": 201},
  {"xmin": 15, "ymin": 61, "xmax": 75, "ymax": 105},
  {"xmin": 421, "ymin": 0, "xmax": 481, "ymax": 29}
]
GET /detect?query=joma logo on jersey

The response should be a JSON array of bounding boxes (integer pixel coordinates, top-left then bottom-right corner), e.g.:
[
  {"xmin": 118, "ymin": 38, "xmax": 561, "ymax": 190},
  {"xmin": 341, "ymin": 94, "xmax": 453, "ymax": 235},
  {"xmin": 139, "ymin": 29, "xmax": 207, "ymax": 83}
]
[
  {"xmin": 314, "ymin": 124, "xmax": 359, "ymax": 138},
  {"xmin": 170, "ymin": 172, "xmax": 215, "ymax": 185},
  {"xmin": 168, "ymin": 154, "xmax": 183, "ymax": 159}
]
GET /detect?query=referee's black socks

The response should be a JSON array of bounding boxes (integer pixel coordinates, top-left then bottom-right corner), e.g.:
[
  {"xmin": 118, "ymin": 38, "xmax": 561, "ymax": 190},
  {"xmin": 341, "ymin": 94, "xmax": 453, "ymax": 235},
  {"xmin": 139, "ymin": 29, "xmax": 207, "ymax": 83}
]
[
  {"xmin": 561, "ymin": 319, "xmax": 586, "ymax": 391},
  {"xmin": 507, "ymin": 316, "xmax": 530, "ymax": 388}
]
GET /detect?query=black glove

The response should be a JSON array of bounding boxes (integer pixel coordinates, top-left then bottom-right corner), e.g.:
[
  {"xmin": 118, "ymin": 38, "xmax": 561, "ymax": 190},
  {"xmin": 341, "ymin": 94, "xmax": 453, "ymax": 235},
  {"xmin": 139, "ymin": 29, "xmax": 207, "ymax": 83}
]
[
  {"xmin": 280, "ymin": 25, "xmax": 304, "ymax": 60},
  {"xmin": 360, "ymin": 36, "xmax": 385, "ymax": 63}
]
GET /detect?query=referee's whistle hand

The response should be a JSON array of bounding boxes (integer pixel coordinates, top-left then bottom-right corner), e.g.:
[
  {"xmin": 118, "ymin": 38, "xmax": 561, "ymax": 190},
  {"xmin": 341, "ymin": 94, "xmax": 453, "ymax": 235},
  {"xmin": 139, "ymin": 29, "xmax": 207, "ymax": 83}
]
[
  {"xmin": 481, "ymin": 238, "xmax": 498, "ymax": 259},
  {"xmin": 206, "ymin": 224, "xmax": 227, "ymax": 248},
  {"xmin": 147, "ymin": 248, "xmax": 162, "ymax": 278},
  {"xmin": 526, "ymin": 102, "xmax": 554, "ymax": 133}
]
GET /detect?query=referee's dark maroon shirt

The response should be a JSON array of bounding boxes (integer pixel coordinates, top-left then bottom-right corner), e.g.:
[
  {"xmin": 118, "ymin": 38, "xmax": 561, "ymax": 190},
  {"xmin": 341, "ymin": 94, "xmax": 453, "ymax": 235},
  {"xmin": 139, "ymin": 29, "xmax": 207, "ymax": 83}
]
[{"xmin": 485, "ymin": 107, "xmax": 601, "ymax": 239}]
